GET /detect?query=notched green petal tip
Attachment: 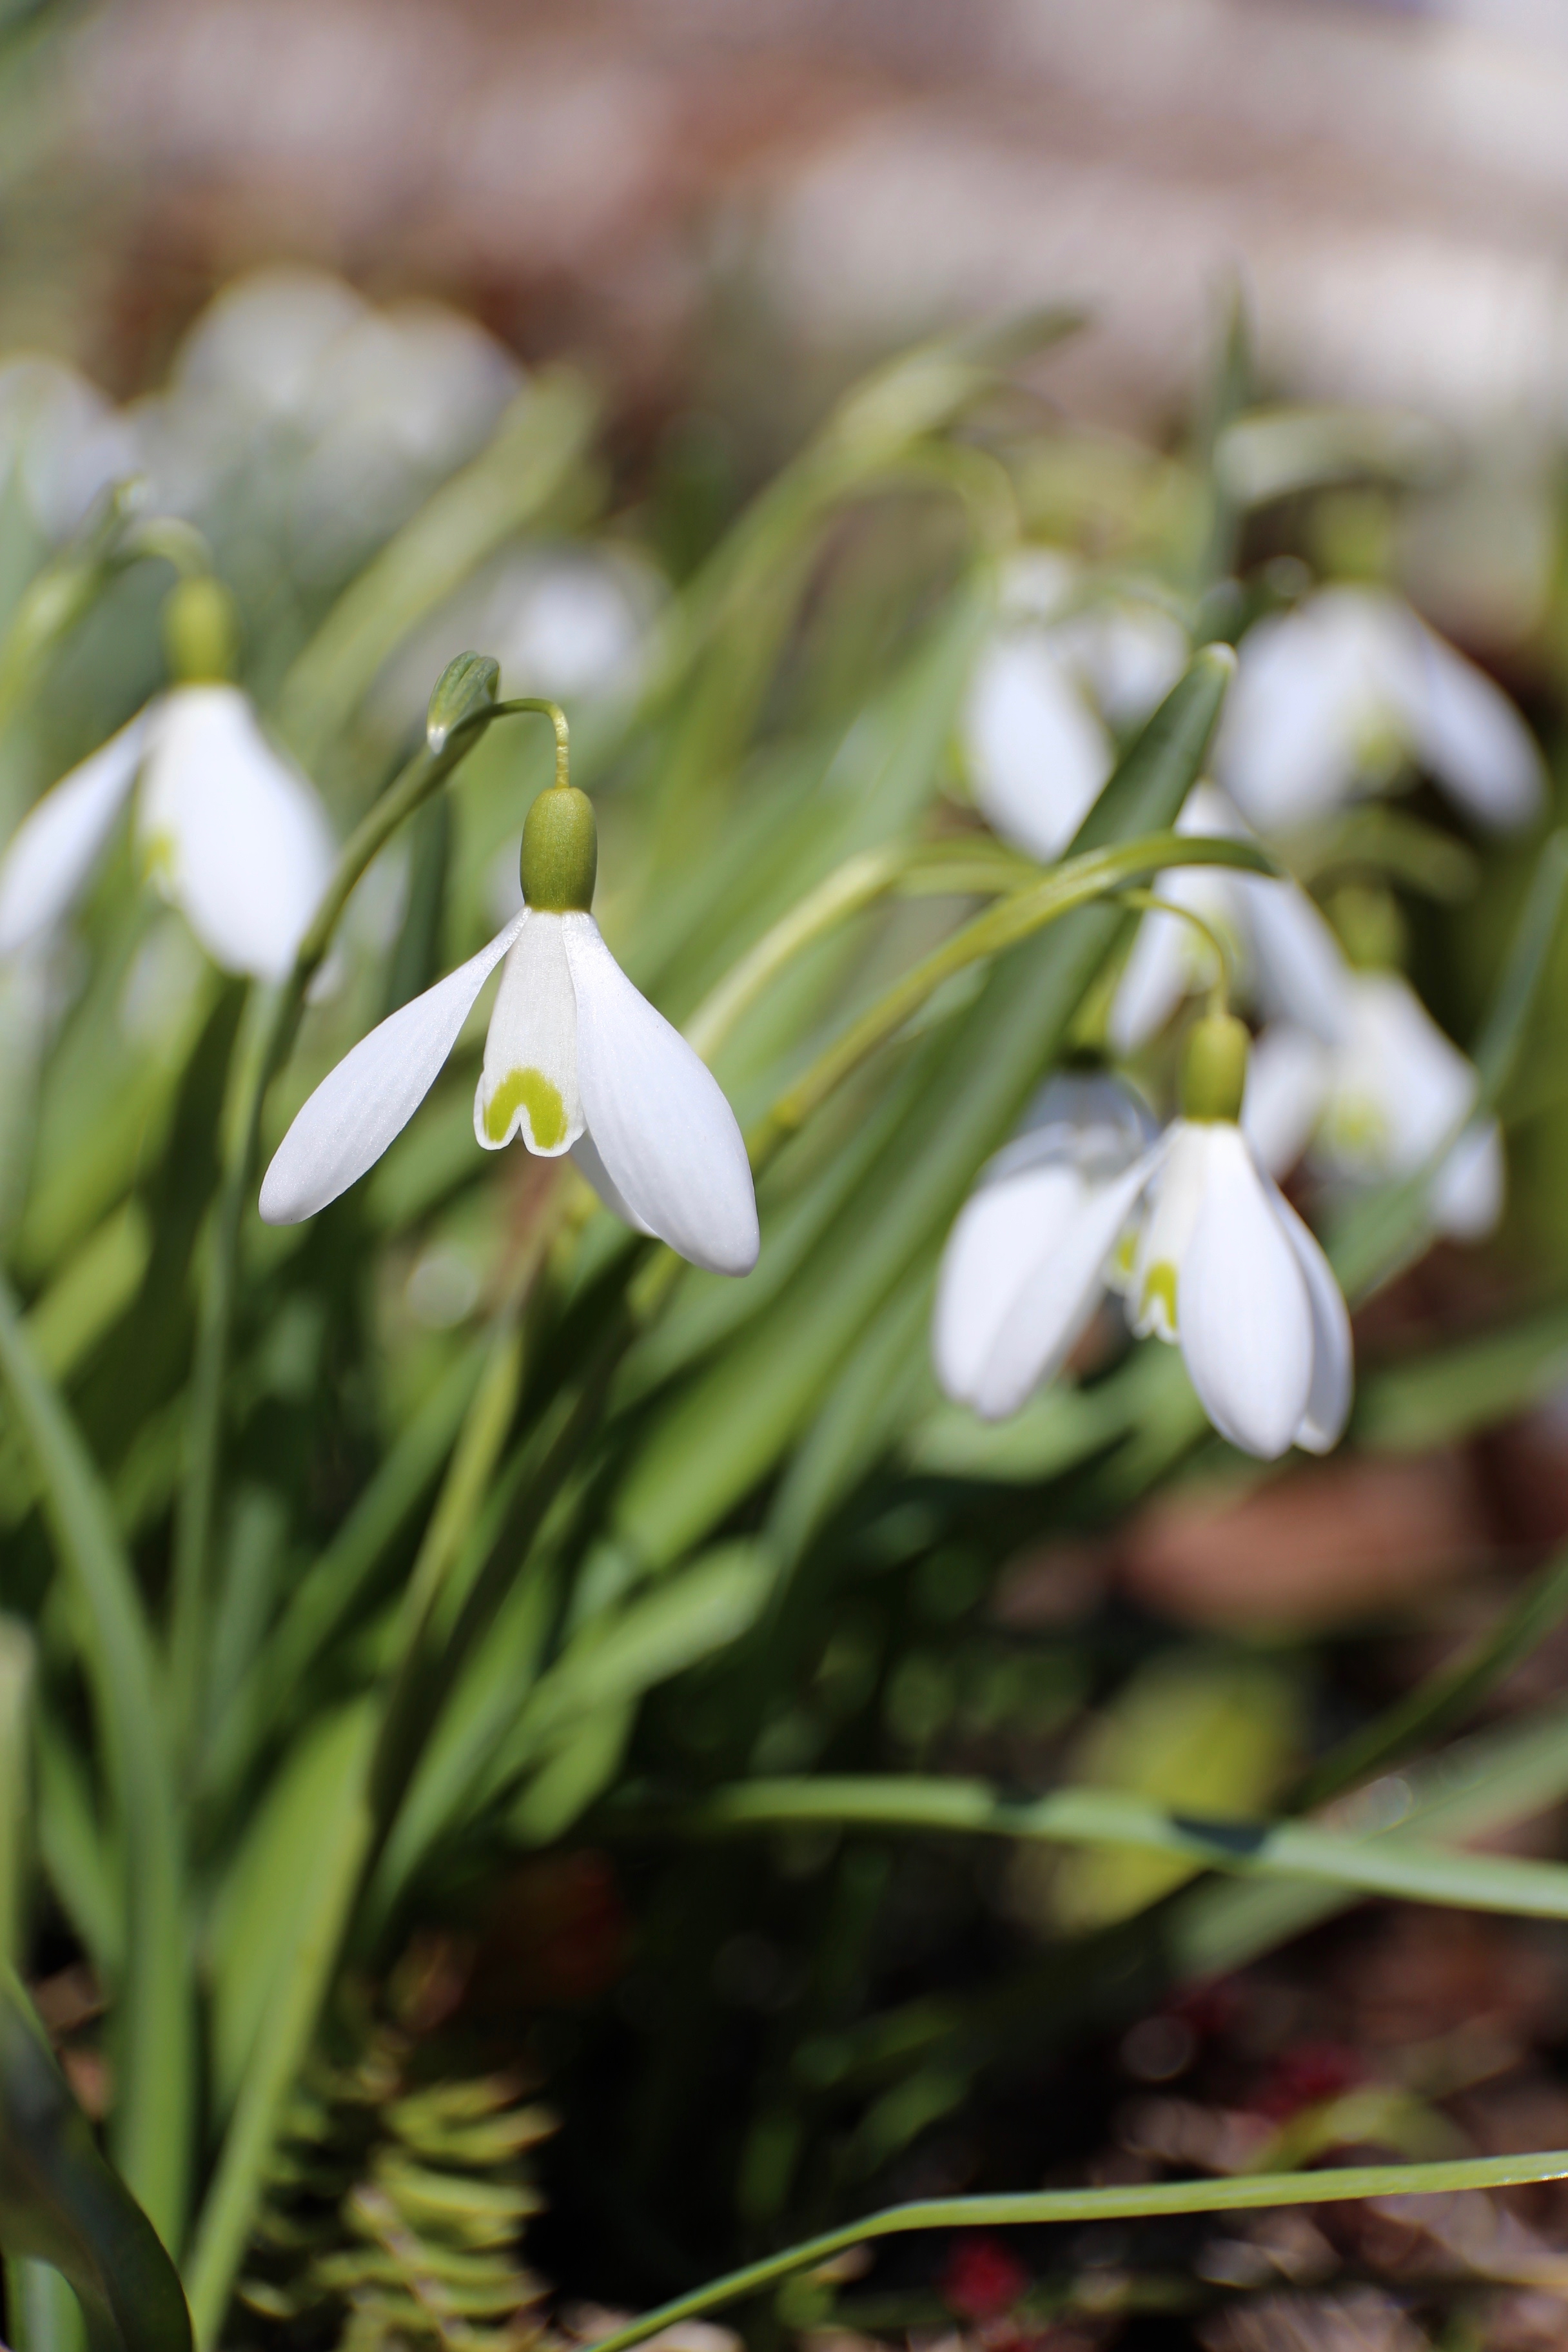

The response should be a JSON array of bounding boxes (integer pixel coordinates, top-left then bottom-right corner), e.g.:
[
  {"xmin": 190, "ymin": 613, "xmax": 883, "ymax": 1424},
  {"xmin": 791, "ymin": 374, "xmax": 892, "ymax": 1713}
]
[
  {"xmin": 162, "ymin": 576, "xmax": 239, "ymax": 684},
  {"xmin": 485, "ymin": 1067, "xmax": 567, "ymax": 1148},
  {"xmin": 520, "ymin": 785, "xmax": 597, "ymax": 912},
  {"xmin": 1181, "ymin": 1010, "xmax": 1250, "ymax": 1122}
]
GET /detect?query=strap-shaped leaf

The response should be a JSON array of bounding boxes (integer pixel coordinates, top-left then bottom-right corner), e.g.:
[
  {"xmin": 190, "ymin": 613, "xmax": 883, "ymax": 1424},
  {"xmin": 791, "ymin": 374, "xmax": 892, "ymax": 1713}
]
[{"xmin": 0, "ymin": 1970, "xmax": 190, "ymax": 2352}]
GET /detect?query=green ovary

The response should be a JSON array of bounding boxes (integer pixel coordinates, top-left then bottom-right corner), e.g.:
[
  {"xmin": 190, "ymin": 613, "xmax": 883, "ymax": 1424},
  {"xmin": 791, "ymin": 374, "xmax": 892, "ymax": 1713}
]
[{"xmin": 485, "ymin": 1067, "xmax": 566, "ymax": 1149}]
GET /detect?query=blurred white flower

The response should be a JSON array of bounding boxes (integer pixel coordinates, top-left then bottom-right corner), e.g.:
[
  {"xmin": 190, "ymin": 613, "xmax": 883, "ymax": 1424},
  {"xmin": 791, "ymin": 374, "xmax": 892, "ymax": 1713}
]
[
  {"xmin": 260, "ymin": 802, "xmax": 758, "ymax": 1275},
  {"xmin": 1108, "ymin": 786, "xmax": 1352, "ymax": 1054},
  {"xmin": 0, "ymin": 358, "xmax": 135, "ymax": 542},
  {"xmin": 377, "ymin": 545, "xmax": 660, "ymax": 741},
  {"xmin": 134, "ymin": 269, "xmax": 522, "ymax": 580},
  {"xmin": 1216, "ymin": 585, "xmax": 1545, "ymax": 835},
  {"xmin": 0, "ymin": 685, "xmax": 336, "ymax": 983},
  {"xmin": 935, "ymin": 1066, "xmax": 1351, "ymax": 1460},
  {"xmin": 1244, "ymin": 971, "xmax": 1504, "ymax": 1241},
  {"xmin": 962, "ymin": 551, "xmax": 1188, "ymax": 861}
]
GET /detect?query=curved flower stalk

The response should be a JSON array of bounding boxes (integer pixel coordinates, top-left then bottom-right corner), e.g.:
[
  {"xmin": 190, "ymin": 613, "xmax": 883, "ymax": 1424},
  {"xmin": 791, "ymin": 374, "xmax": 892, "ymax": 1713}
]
[
  {"xmin": 260, "ymin": 752, "xmax": 759, "ymax": 1277},
  {"xmin": 0, "ymin": 578, "xmax": 334, "ymax": 982},
  {"xmin": 1244, "ymin": 970, "xmax": 1504, "ymax": 1241},
  {"xmin": 1108, "ymin": 785, "xmax": 1351, "ymax": 1054},
  {"xmin": 1215, "ymin": 584, "xmax": 1545, "ymax": 836},
  {"xmin": 962, "ymin": 551, "xmax": 1189, "ymax": 860},
  {"xmin": 935, "ymin": 1018, "xmax": 1352, "ymax": 1461}
]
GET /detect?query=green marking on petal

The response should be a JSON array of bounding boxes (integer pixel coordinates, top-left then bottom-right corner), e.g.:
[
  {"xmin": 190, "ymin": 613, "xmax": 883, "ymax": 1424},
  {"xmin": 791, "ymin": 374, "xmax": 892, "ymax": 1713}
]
[
  {"xmin": 142, "ymin": 828, "xmax": 178, "ymax": 886},
  {"xmin": 485, "ymin": 1067, "xmax": 566, "ymax": 1149},
  {"xmin": 1141, "ymin": 1260, "xmax": 1179, "ymax": 1338}
]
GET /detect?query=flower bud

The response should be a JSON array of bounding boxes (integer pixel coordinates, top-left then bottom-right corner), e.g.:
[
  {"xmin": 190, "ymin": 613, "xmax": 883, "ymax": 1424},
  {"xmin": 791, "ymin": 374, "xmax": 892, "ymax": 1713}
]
[
  {"xmin": 1181, "ymin": 1010, "xmax": 1249, "ymax": 1122},
  {"xmin": 520, "ymin": 784, "xmax": 597, "ymax": 912},
  {"xmin": 163, "ymin": 576, "xmax": 240, "ymax": 683}
]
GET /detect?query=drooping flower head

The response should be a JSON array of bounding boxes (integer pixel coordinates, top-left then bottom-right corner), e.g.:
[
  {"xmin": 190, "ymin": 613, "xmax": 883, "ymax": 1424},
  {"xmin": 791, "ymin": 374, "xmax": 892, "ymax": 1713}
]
[
  {"xmin": 260, "ymin": 758, "xmax": 760, "ymax": 1277},
  {"xmin": 934, "ymin": 1016, "xmax": 1352, "ymax": 1462},
  {"xmin": 1215, "ymin": 585, "xmax": 1545, "ymax": 836},
  {"xmin": 961, "ymin": 553, "xmax": 1189, "ymax": 862},
  {"xmin": 0, "ymin": 576, "xmax": 335, "ymax": 981}
]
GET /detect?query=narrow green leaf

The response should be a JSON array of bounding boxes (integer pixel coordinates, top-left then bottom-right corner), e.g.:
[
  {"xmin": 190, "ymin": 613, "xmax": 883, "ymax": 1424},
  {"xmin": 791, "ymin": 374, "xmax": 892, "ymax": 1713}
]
[
  {"xmin": 1355, "ymin": 1299, "xmax": 1568, "ymax": 1451},
  {"xmin": 184, "ymin": 1708, "xmax": 374, "ymax": 2351},
  {"xmin": 0, "ymin": 1280, "xmax": 192, "ymax": 2249},
  {"xmin": 0, "ymin": 1968, "xmax": 191, "ymax": 2352}
]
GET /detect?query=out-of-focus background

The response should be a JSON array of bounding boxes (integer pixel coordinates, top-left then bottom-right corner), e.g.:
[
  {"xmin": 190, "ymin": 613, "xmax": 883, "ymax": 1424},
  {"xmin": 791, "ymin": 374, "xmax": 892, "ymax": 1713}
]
[
  {"xmin": 23, "ymin": 0, "xmax": 1568, "ymax": 453},
  {"xmin": 13, "ymin": 6, "xmax": 1568, "ymax": 2352}
]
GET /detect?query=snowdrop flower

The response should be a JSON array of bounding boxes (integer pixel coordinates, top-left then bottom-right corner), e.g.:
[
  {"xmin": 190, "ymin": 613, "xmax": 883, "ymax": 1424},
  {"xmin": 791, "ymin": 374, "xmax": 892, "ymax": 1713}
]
[
  {"xmin": 0, "ymin": 579, "xmax": 335, "ymax": 982},
  {"xmin": 1244, "ymin": 971, "xmax": 1504, "ymax": 1242},
  {"xmin": 935, "ymin": 1017, "xmax": 1352, "ymax": 1460},
  {"xmin": 1216, "ymin": 585, "xmax": 1544, "ymax": 836},
  {"xmin": 1108, "ymin": 785, "xmax": 1351, "ymax": 1054},
  {"xmin": 962, "ymin": 553, "xmax": 1188, "ymax": 861},
  {"xmin": 260, "ymin": 770, "xmax": 759, "ymax": 1277}
]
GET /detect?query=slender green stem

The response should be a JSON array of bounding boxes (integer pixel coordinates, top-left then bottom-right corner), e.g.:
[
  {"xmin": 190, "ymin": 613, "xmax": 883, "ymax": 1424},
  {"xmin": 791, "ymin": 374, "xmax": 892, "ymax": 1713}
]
[
  {"xmin": 683, "ymin": 839, "xmax": 1032, "ymax": 1064},
  {"xmin": 640, "ymin": 1772, "xmax": 1568, "ymax": 1921},
  {"xmin": 1115, "ymin": 885, "xmax": 1234, "ymax": 1013},
  {"xmin": 743, "ymin": 833, "xmax": 1271, "ymax": 1172},
  {"xmin": 582, "ymin": 2148, "xmax": 1568, "ymax": 2352},
  {"xmin": 168, "ymin": 692, "xmax": 555, "ymax": 1759}
]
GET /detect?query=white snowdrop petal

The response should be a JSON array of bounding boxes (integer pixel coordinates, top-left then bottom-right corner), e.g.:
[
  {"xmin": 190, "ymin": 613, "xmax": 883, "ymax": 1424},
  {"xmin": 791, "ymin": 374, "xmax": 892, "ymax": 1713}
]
[
  {"xmin": 474, "ymin": 911, "xmax": 584, "ymax": 1156},
  {"xmin": 1176, "ymin": 1126, "xmax": 1313, "ymax": 1460},
  {"xmin": 1429, "ymin": 1117, "xmax": 1505, "ymax": 1241},
  {"xmin": 1268, "ymin": 1183, "xmax": 1353, "ymax": 1453},
  {"xmin": 563, "ymin": 915, "xmax": 758, "ymax": 1276},
  {"xmin": 1237, "ymin": 872, "xmax": 1353, "ymax": 1044},
  {"xmin": 963, "ymin": 634, "xmax": 1112, "ymax": 861},
  {"xmin": 1126, "ymin": 1119, "xmax": 1210, "ymax": 1339},
  {"xmin": 933, "ymin": 1163, "xmax": 1087, "ymax": 1406},
  {"xmin": 1322, "ymin": 972, "xmax": 1475, "ymax": 1181},
  {"xmin": 1242, "ymin": 1023, "xmax": 1333, "ymax": 1179},
  {"xmin": 1409, "ymin": 622, "xmax": 1545, "ymax": 833},
  {"xmin": 973, "ymin": 1150, "xmax": 1162, "ymax": 1421},
  {"xmin": 1214, "ymin": 603, "xmax": 1366, "ymax": 830},
  {"xmin": 569, "ymin": 1130, "xmax": 654, "ymax": 1235},
  {"xmin": 139, "ymin": 686, "xmax": 337, "ymax": 980},
  {"xmin": 0, "ymin": 709, "xmax": 151, "ymax": 956},
  {"xmin": 259, "ymin": 912, "xmax": 526, "ymax": 1224}
]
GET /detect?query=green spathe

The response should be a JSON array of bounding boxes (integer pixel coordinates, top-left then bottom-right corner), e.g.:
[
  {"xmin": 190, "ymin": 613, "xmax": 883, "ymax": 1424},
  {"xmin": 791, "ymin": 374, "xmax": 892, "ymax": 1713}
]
[
  {"xmin": 520, "ymin": 785, "xmax": 598, "ymax": 912},
  {"xmin": 162, "ymin": 577, "xmax": 240, "ymax": 685},
  {"xmin": 1181, "ymin": 1010, "xmax": 1249, "ymax": 1122}
]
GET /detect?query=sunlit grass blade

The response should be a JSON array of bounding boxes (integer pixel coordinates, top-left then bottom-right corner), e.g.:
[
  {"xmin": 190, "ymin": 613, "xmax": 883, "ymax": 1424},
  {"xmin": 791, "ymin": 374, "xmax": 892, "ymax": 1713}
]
[
  {"xmin": 582, "ymin": 2147, "xmax": 1568, "ymax": 2352},
  {"xmin": 654, "ymin": 1773, "xmax": 1568, "ymax": 1922}
]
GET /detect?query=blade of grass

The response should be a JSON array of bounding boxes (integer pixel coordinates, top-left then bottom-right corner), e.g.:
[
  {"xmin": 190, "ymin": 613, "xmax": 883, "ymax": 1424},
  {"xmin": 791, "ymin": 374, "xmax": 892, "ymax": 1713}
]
[
  {"xmin": 654, "ymin": 1774, "xmax": 1568, "ymax": 1923},
  {"xmin": 580, "ymin": 2148, "xmax": 1568, "ymax": 2352}
]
